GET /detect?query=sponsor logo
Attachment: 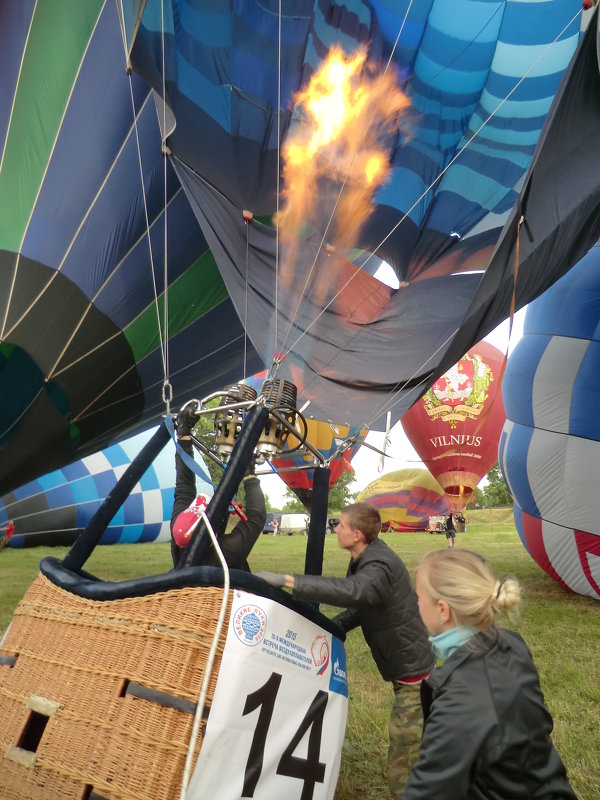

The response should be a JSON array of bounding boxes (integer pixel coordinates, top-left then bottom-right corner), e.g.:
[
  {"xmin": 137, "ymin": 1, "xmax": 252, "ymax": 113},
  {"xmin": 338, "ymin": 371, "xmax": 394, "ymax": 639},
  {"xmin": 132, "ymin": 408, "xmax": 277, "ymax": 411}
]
[
  {"xmin": 233, "ymin": 604, "xmax": 267, "ymax": 646},
  {"xmin": 311, "ymin": 634, "xmax": 330, "ymax": 676},
  {"xmin": 329, "ymin": 637, "xmax": 349, "ymax": 697},
  {"xmin": 423, "ymin": 353, "xmax": 494, "ymax": 428},
  {"xmin": 333, "ymin": 658, "xmax": 347, "ymax": 680}
]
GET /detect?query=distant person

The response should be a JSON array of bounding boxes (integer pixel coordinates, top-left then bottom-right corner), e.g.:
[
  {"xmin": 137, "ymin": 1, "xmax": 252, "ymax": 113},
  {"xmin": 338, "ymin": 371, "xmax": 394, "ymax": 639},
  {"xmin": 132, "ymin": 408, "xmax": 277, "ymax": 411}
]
[
  {"xmin": 257, "ymin": 502, "xmax": 435, "ymax": 796},
  {"xmin": 402, "ymin": 549, "xmax": 577, "ymax": 799},
  {"xmin": 445, "ymin": 512, "xmax": 456, "ymax": 548},
  {"xmin": 0, "ymin": 520, "xmax": 14, "ymax": 552},
  {"xmin": 271, "ymin": 518, "xmax": 279, "ymax": 536},
  {"xmin": 170, "ymin": 403, "xmax": 266, "ymax": 570}
]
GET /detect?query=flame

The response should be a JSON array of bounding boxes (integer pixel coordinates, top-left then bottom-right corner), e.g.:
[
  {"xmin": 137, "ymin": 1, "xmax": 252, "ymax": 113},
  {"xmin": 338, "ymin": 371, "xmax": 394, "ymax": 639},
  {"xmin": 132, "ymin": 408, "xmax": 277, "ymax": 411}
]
[
  {"xmin": 293, "ymin": 50, "xmax": 368, "ymax": 158},
  {"xmin": 277, "ymin": 46, "xmax": 409, "ymax": 300}
]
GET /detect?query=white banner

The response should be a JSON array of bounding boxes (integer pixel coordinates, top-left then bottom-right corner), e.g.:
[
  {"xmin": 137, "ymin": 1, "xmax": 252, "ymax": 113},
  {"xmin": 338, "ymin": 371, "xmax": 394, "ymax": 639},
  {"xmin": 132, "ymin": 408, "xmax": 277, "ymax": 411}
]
[{"xmin": 188, "ymin": 590, "xmax": 348, "ymax": 799}]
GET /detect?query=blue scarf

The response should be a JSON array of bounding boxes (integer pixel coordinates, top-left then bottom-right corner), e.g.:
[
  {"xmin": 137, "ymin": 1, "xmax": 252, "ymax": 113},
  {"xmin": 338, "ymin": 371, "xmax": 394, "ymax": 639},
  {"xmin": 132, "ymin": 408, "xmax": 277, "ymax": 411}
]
[{"xmin": 429, "ymin": 625, "xmax": 479, "ymax": 661}]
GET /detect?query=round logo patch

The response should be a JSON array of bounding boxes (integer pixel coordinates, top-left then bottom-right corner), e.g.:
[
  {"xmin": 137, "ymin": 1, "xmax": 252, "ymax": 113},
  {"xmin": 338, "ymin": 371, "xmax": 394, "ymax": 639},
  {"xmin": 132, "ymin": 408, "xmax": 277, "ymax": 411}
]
[{"xmin": 233, "ymin": 604, "xmax": 267, "ymax": 646}]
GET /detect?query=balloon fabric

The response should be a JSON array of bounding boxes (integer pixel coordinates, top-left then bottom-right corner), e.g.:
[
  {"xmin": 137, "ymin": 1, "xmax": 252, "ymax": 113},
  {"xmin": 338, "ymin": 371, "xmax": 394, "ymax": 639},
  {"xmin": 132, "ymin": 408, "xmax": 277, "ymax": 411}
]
[
  {"xmin": 2, "ymin": 1, "xmax": 598, "ymax": 496},
  {"xmin": 128, "ymin": 0, "xmax": 592, "ymax": 429},
  {"xmin": 499, "ymin": 244, "xmax": 600, "ymax": 599},
  {"xmin": 0, "ymin": 1, "xmax": 261, "ymax": 495}
]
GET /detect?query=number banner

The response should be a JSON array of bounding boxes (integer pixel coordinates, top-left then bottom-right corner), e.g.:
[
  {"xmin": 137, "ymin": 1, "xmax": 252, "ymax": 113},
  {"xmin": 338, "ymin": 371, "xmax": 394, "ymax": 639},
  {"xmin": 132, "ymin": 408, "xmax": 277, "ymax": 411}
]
[{"xmin": 188, "ymin": 590, "xmax": 349, "ymax": 799}]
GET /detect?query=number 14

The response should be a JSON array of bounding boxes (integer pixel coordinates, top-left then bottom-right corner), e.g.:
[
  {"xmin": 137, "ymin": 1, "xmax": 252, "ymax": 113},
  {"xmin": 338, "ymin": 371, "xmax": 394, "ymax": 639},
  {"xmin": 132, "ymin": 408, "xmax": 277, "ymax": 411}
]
[{"xmin": 242, "ymin": 671, "xmax": 329, "ymax": 800}]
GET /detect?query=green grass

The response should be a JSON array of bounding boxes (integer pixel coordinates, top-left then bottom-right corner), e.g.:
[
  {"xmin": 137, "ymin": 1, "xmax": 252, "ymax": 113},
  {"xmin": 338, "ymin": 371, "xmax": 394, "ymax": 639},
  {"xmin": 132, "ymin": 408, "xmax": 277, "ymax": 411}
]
[{"xmin": 1, "ymin": 523, "xmax": 598, "ymax": 799}]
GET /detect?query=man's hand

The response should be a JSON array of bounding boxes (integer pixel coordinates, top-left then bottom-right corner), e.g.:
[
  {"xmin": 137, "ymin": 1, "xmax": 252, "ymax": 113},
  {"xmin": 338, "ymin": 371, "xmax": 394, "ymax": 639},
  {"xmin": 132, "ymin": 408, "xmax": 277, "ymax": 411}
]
[
  {"xmin": 176, "ymin": 401, "xmax": 200, "ymax": 438},
  {"xmin": 255, "ymin": 571, "xmax": 288, "ymax": 588}
]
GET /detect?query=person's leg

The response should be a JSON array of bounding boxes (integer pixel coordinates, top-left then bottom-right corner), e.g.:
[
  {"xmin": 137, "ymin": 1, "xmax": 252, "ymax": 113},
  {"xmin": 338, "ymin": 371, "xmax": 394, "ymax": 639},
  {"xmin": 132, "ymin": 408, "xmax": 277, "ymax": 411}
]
[{"xmin": 387, "ymin": 681, "xmax": 423, "ymax": 798}]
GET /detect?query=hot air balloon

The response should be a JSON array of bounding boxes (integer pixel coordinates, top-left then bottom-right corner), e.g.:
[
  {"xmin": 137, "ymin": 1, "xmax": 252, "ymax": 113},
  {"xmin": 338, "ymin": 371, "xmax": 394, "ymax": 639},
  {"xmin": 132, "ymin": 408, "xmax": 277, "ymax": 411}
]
[
  {"xmin": 0, "ymin": 427, "xmax": 212, "ymax": 548},
  {"xmin": 499, "ymin": 244, "xmax": 600, "ymax": 599},
  {"xmin": 357, "ymin": 468, "xmax": 450, "ymax": 532},
  {"xmin": 0, "ymin": 1, "xmax": 261, "ymax": 496},
  {"xmin": 401, "ymin": 341, "xmax": 506, "ymax": 510},
  {"xmin": 126, "ymin": 0, "xmax": 599, "ymax": 432}
]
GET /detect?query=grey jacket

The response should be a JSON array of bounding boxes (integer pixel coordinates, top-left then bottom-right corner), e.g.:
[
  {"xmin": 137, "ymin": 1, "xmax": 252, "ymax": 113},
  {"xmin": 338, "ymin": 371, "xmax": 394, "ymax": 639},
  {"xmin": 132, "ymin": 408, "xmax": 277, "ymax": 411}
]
[
  {"xmin": 293, "ymin": 537, "xmax": 435, "ymax": 681},
  {"xmin": 402, "ymin": 628, "xmax": 577, "ymax": 800}
]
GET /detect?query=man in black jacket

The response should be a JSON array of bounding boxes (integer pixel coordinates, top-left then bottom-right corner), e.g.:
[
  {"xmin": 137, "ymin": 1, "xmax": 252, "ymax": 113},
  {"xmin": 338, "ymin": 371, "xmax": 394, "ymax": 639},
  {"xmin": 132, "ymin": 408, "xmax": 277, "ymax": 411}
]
[
  {"xmin": 170, "ymin": 404, "xmax": 266, "ymax": 570},
  {"xmin": 257, "ymin": 502, "xmax": 435, "ymax": 796}
]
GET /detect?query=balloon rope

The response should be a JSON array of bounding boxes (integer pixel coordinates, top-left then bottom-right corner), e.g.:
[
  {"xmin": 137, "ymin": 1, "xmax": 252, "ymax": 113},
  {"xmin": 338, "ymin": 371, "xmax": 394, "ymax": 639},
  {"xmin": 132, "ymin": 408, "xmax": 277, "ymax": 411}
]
[
  {"xmin": 243, "ymin": 222, "xmax": 249, "ymax": 383},
  {"xmin": 274, "ymin": 0, "xmax": 282, "ymax": 359},
  {"xmin": 119, "ymin": 66, "xmax": 168, "ymax": 387},
  {"xmin": 364, "ymin": 161, "xmax": 519, "ymax": 468},
  {"xmin": 276, "ymin": 1, "xmax": 415, "ymax": 360},
  {"xmin": 116, "ymin": 0, "xmax": 168, "ymax": 390},
  {"xmin": 161, "ymin": 0, "xmax": 172, "ymax": 414},
  {"xmin": 283, "ymin": 6, "xmax": 582, "ymax": 362},
  {"xmin": 178, "ymin": 508, "xmax": 231, "ymax": 800}
]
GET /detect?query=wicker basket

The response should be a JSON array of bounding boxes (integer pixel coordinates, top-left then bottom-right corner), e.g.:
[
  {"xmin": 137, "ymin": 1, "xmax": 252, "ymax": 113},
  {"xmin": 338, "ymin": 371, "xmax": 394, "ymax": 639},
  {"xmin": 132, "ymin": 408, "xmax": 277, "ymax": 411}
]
[{"xmin": 0, "ymin": 572, "xmax": 231, "ymax": 800}]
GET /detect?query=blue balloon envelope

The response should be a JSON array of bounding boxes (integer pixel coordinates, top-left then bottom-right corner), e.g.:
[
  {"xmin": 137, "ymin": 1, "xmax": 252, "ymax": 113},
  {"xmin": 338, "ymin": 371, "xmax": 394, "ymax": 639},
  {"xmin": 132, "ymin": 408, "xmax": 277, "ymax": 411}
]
[
  {"xmin": 0, "ymin": 1, "xmax": 261, "ymax": 496},
  {"xmin": 0, "ymin": 427, "xmax": 212, "ymax": 548},
  {"xmin": 499, "ymin": 245, "xmax": 600, "ymax": 599}
]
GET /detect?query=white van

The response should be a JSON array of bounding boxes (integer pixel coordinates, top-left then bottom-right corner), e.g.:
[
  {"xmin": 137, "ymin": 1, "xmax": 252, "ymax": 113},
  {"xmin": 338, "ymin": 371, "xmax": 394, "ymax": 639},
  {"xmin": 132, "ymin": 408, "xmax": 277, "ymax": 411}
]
[{"xmin": 279, "ymin": 513, "xmax": 309, "ymax": 535}]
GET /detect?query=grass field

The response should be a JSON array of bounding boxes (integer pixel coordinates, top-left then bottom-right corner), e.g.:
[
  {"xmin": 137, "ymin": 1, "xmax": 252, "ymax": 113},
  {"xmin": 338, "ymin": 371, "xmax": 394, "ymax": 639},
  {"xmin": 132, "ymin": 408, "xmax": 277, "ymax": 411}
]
[{"xmin": 1, "ymin": 517, "xmax": 598, "ymax": 799}]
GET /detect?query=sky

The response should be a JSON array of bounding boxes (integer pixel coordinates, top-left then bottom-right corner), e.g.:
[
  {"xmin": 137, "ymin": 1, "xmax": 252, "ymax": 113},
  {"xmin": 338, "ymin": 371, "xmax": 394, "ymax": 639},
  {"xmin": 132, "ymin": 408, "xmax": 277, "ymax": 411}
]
[{"xmin": 258, "ymin": 301, "xmax": 526, "ymax": 509}]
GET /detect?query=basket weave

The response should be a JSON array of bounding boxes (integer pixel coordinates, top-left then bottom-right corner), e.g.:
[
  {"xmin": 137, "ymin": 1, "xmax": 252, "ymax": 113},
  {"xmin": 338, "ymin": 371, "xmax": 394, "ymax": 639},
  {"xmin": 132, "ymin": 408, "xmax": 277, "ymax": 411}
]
[{"xmin": 0, "ymin": 572, "xmax": 232, "ymax": 800}]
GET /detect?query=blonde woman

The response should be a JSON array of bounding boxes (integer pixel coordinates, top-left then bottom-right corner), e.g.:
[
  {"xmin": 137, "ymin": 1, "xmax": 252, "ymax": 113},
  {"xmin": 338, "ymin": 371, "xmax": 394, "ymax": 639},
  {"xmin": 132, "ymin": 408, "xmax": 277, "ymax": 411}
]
[{"xmin": 401, "ymin": 549, "xmax": 576, "ymax": 799}]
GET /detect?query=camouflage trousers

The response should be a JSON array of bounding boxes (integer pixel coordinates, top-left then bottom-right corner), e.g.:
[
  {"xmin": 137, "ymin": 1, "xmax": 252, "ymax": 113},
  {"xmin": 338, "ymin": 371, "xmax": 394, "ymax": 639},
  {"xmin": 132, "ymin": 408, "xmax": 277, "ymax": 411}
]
[{"xmin": 387, "ymin": 680, "xmax": 423, "ymax": 798}]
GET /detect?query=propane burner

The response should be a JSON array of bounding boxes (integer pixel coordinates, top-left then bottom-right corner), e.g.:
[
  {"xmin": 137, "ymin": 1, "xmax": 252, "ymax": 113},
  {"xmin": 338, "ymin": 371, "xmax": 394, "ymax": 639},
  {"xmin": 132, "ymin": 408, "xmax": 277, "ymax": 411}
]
[
  {"xmin": 256, "ymin": 379, "xmax": 298, "ymax": 459},
  {"xmin": 214, "ymin": 383, "xmax": 258, "ymax": 461}
]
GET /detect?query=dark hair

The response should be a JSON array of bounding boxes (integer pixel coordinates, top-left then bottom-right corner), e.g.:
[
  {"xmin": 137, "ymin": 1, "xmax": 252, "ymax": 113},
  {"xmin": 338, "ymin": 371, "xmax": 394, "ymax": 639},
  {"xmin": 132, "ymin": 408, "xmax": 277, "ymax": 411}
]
[{"xmin": 341, "ymin": 502, "xmax": 381, "ymax": 543}]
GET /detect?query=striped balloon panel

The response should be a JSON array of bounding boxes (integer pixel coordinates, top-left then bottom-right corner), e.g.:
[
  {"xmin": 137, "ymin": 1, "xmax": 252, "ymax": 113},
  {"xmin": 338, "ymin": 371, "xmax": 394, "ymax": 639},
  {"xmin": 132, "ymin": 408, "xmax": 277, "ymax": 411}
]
[
  {"xmin": 122, "ymin": 0, "xmax": 588, "ymax": 437},
  {"xmin": 515, "ymin": 508, "xmax": 600, "ymax": 600},
  {"xmin": 500, "ymin": 243, "xmax": 600, "ymax": 599},
  {"xmin": 499, "ymin": 420, "xmax": 600, "ymax": 535},
  {"xmin": 372, "ymin": 0, "xmax": 582, "ymax": 266},
  {"xmin": 502, "ymin": 337, "xmax": 600, "ymax": 441}
]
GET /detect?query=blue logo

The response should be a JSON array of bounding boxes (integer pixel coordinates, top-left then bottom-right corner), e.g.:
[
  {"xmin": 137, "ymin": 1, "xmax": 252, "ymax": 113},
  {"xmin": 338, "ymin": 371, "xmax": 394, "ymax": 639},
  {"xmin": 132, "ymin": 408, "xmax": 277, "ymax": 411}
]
[{"xmin": 329, "ymin": 637, "xmax": 348, "ymax": 697}]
